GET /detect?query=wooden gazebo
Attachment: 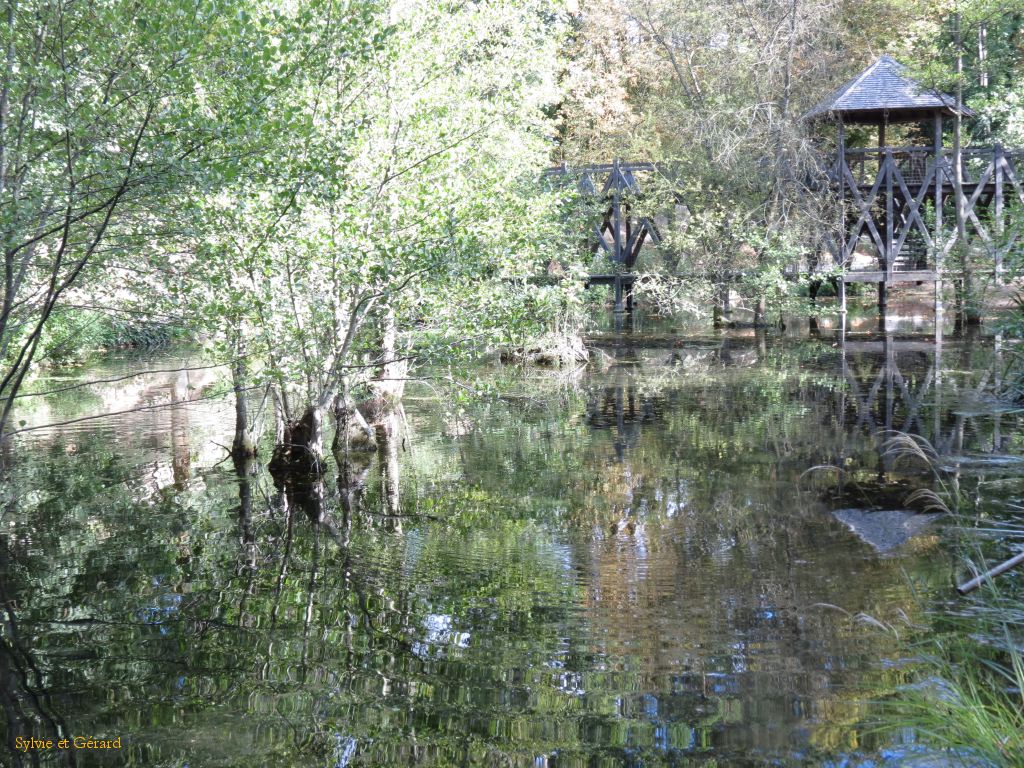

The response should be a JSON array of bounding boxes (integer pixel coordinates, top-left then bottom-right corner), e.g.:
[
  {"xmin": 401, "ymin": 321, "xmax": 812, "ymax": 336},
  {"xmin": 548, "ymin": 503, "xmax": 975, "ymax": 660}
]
[{"xmin": 807, "ymin": 55, "xmax": 1023, "ymax": 314}]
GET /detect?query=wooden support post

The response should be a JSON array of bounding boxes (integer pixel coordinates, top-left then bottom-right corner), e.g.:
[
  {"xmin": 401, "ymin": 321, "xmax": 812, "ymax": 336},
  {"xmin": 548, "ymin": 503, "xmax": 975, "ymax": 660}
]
[
  {"xmin": 934, "ymin": 115, "xmax": 945, "ymax": 336},
  {"xmin": 838, "ymin": 277, "xmax": 847, "ymax": 315},
  {"xmin": 885, "ymin": 149, "xmax": 894, "ymax": 280},
  {"xmin": 624, "ymin": 210, "xmax": 632, "ymax": 268},
  {"xmin": 878, "ymin": 120, "xmax": 886, "ymax": 170},
  {"xmin": 838, "ymin": 120, "xmax": 847, "ymax": 270},
  {"xmin": 625, "ymin": 282, "xmax": 635, "ymax": 314},
  {"xmin": 612, "ymin": 158, "xmax": 622, "ymax": 265},
  {"xmin": 610, "ymin": 158, "xmax": 626, "ymax": 315},
  {"xmin": 839, "ymin": 312, "xmax": 848, "ymax": 439},
  {"xmin": 934, "ymin": 115, "xmax": 944, "ymax": 278},
  {"xmin": 995, "ymin": 143, "xmax": 1004, "ymax": 283}
]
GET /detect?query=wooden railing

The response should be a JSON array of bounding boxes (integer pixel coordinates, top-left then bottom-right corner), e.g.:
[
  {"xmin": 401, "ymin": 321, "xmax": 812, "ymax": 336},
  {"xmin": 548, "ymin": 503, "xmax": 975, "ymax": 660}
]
[
  {"xmin": 836, "ymin": 145, "xmax": 1024, "ymax": 190},
  {"xmin": 829, "ymin": 144, "xmax": 1024, "ymax": 277},
  {"xmin": 840, "ymin": 147, "xmax": 934, "ymax": 188}
]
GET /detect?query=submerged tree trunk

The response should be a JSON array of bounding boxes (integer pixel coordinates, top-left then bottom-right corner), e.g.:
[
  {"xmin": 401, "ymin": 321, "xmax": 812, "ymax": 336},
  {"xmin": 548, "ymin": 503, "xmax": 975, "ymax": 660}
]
[
  {"xmin": 331, "ymin": 391, "xmax": 377, "ymax": 462},
  {"xmin": 171, "ymin": 371, "xmax": 192, "ymax": 488},
  {"xmin": 336, "ymin": 444, "xmax": 372, "ymax": 517},
  {"xmin": 326, "ymin": 307, "xmax": 408, "ymax": 467},
  {"xmin": 231, "ymin": 358, "xmax": 257, "ymax": 459},
  {"xmin": 270, "ymin": 404, "xmax": 326, "ymax": 477},
  {"xmin": 233, "ymin": 452, "xmax": 257, "ymax": 573},
  {"xmin": 378, "ymin": 407, "xmax": 403, "ymax": 518}
]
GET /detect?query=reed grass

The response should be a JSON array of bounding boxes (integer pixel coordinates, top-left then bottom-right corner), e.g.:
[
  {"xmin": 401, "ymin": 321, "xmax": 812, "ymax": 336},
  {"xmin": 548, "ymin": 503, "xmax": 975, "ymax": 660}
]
[
  {"xmin": 876, "ymin": 432, "xmax": 1024, "ymax": 766},
  {"xmin": 888, "ymin": 607, "xmax": 1024, "ymax": 766}
]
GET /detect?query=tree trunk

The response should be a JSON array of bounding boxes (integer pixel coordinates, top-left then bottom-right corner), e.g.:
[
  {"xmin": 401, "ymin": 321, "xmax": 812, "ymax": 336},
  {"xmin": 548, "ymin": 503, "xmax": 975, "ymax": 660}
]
[
  {"xmin": 270, "ymin": 404, "xmax": 325, "ymax": 477},
  {"xmin": 369, "ymin": 306, "xmax": 409, "ymax": 402},
  {"xmin": 753, "ymin": 296, "xmax": 768, "ymax": 327},
  {"xmin": 765, "ymin": 0, "xmax": 799, "ymax": 233},
  {"xmin": 953, "ymin": 13, "xmax": 982, "ymax": 326},
  {"xmin": 231, "ymin": 358, "xmax": 257, "ymax": 459},
  {"xmin": 271, "ymin": 384, "xmax": 287, "ymax": 446}
]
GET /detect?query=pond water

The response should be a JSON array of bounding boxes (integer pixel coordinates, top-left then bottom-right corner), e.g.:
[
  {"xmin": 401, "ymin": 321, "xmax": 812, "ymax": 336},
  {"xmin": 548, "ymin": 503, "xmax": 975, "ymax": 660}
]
[{"xmin": 3, "ymin": 310, "xmax": 1023, "ymax": 767}]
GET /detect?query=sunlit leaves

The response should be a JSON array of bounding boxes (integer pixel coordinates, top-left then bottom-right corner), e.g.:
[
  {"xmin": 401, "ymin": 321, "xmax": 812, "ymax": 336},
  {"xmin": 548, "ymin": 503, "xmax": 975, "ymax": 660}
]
[{"xmin": 170, "ymin": 0, "xmax": 574, "ymax": 419}]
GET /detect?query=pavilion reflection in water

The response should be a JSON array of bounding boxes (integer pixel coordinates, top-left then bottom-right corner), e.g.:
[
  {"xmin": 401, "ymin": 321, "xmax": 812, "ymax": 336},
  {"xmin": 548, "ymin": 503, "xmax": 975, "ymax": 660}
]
[{"xmin": 585, "ymin": 321, "xmax": 1012, "ymax": 479}]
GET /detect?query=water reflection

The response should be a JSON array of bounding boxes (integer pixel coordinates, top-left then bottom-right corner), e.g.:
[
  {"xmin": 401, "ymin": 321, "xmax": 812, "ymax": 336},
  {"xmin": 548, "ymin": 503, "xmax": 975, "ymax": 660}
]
[{"xmin": 0, "ymin": 326, "xmax": 1020, "ymax": 766}]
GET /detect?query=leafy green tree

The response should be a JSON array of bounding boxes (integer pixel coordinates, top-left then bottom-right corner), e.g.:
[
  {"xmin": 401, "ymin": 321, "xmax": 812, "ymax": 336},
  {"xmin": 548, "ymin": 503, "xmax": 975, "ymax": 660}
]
[
  {"xmin": 0, "ymin": 0, "xmax": 290, "ymax": 440},
  {"xmin": 174, "ymin": 0, "xmax": 574, "ymax": 475}
]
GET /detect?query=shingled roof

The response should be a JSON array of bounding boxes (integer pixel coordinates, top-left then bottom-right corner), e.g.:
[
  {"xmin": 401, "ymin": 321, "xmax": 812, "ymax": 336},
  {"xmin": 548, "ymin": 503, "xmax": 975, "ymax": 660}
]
[{"xmin": 804, "ymin": 55, "xmax": 974, "ymax": 123}]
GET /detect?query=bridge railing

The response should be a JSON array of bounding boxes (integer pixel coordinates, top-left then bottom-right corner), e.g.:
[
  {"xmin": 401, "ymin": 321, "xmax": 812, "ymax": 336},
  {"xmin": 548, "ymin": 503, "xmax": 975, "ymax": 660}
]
[
  {"xmin": 837, "ymin": 145, "xmax": 1024, "ymax": 190},
  {"xmin": 830, "ymin": 143, "xmax": 1024, "ymax": 278},
  {"xmin": 840, "ymin": 147, "xmax": 935, "ymax": 188}
]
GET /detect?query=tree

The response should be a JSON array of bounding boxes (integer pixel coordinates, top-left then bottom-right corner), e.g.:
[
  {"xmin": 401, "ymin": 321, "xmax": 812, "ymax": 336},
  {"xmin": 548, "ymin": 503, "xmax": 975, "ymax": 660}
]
[
  {"xmin": 0, "ymin": 0, "xmax": 298, "ymax": 442},
  {"xmin": 171, "ymin": 0, "xmax": 386, "ymax": 463},
  {"xmin": 172, "ymin": 0, "xmax": 573, "ymax": 477},
  {"xmin": 557, "ymin": 0, "xmax": 853, "ymax": 324}
]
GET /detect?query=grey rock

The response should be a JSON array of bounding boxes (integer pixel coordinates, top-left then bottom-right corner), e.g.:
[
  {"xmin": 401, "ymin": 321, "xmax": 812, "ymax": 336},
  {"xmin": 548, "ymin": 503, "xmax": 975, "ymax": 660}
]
[{"xmin": 832, "ymin": 508, "xmax": 941, "ymax": 555}]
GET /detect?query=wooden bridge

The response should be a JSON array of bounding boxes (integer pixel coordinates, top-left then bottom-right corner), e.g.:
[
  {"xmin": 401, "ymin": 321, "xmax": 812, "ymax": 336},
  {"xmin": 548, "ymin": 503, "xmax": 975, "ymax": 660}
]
[
  {"xmin": 549, "ymin": 57, "xmax": 1023, "ymax": 321},
  {"xmin": 545, "ymin": 160, "xmax": 662, "ymax": 313}
]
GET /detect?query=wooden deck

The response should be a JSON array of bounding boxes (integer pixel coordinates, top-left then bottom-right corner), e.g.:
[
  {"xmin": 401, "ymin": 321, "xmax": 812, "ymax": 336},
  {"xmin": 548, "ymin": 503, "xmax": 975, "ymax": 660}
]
[{"xmin": 843, "ymin": 270, "xmax": 938, "ymax": 283}]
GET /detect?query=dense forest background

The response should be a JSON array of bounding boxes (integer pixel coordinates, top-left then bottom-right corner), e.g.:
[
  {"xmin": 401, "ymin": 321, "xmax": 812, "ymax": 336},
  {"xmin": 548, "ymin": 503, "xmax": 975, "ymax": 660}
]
[{"xmin": 1, "ymin": 0, "xmax": 1023, "ymax": 462}]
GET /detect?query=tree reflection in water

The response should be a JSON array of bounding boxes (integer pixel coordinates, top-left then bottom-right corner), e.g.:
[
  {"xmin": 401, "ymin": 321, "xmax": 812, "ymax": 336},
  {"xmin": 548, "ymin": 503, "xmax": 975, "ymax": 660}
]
[{"xmin": 0, "ymin": 330, "xmax": 1020, "ymax": 766}]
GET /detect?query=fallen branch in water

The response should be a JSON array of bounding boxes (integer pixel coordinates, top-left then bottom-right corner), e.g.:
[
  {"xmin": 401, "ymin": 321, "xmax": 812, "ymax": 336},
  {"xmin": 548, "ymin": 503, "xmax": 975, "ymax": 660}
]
[
  {"xmin": 957, "ymin": 551, "xmax": 1024, "ymax": 595},
  {"xmin": 3, "ymin": 385, "xmax": 255, "ymax": 438}
]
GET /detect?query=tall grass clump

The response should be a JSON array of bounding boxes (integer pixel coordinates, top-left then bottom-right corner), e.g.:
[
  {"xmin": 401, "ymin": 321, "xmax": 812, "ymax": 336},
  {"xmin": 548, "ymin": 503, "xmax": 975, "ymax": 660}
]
[
  {"xmin": 880, "ymin": 431, "xmax": 1024, "ymax": 766},
  {"xmin": 34, "ymin": 308, "xmax": 185, "ymax": 365},
  {"xmin": 892, "ymin": 611, "xmax": 1024, "ymax": 766}
]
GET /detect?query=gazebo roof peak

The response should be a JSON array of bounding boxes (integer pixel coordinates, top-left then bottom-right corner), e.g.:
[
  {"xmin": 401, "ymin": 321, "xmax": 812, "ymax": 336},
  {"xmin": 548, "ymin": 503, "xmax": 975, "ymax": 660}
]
[{"xmin": 804, "ymin": 55, "xmax": 974, "ymax": 123}]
